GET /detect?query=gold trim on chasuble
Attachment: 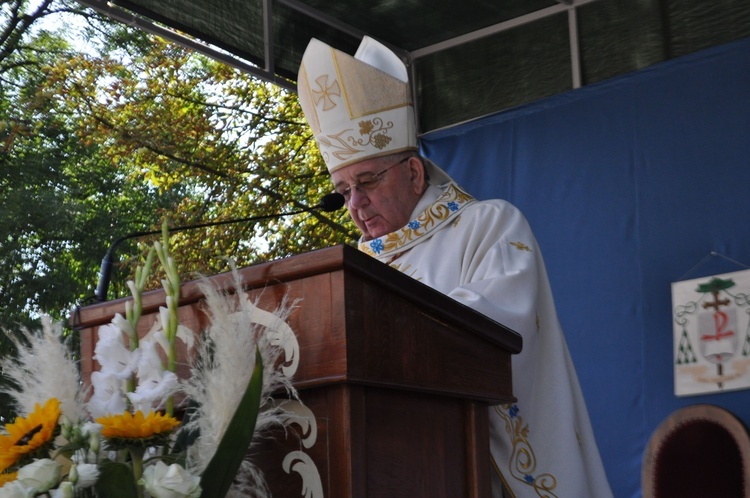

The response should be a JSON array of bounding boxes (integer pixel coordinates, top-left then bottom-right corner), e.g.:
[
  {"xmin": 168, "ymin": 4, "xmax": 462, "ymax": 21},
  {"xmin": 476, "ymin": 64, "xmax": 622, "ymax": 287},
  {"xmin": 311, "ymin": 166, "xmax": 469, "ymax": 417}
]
[
  {"xmin": 510, "ymin": 241, "xmax": 532, "ymax": 252},
  {"xmin": 494, "ymin": 240, "xmax": 557, "ymax": 496},
  {"xmin": 493, "ymin": 403, "xmax": 559, "ymax": 497},
  {"xmin": 359, "ymin": 183, "xmax": 475, "ymax": 258}
]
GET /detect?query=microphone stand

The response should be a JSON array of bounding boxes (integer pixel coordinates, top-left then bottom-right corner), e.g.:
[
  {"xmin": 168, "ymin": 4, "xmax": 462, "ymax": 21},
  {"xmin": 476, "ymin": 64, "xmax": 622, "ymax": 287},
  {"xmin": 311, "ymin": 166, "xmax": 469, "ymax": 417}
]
[{"xmin": 94, "ymin": 194, "xmax": 344, "ymax": 302}]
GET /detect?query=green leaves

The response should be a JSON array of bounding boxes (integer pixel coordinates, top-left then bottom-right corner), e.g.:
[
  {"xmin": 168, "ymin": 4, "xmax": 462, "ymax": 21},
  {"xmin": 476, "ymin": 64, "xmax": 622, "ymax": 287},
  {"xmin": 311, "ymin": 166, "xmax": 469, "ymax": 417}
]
[
  {"xmin": 199, "ymin": 347, "xmax": 263, "ymax": 498},
  {"xmin": 94, "ymin": 461, "xmax": 140, "ymax": 498},
  {"xmin": 0, "ymin": 0, "xmax": 356, "ymax": 422}
]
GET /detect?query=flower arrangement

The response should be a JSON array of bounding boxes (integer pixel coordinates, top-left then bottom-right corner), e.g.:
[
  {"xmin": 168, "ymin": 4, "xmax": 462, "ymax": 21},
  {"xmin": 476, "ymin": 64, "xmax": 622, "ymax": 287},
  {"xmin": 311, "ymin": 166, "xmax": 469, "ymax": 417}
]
[{"xmin": 0, "ymin": 223, "xmax": 300, "ymax": 498}]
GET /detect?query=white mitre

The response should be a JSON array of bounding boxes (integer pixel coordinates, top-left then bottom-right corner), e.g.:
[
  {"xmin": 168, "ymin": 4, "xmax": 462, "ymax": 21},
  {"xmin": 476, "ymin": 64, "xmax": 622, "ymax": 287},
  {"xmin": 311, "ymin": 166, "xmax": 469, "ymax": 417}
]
[{"xmin": 297, "ymin": 37, "xmax": 417, "ymax": 173}]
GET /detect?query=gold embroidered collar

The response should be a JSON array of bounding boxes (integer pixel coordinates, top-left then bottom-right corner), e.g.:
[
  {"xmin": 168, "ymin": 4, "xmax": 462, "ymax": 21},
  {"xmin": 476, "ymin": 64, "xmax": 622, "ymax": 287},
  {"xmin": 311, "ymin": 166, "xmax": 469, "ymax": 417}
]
[{"xmin": 358, "ymin": 182, "xmax": 475, "ymax": 258}]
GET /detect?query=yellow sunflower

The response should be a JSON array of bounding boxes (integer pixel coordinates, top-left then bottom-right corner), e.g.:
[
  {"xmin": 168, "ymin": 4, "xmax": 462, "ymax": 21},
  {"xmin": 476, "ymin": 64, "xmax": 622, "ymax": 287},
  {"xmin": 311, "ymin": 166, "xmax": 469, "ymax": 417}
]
[
  {"xmin": 0, "ymin": 471, "xmax": 18, "ymax": 486},
  {"xmin": 0, "ymin": 398, "xmax": 61, "ymax": 470},
  {"xmin": 96, "ymin": 411, "xmax": 179, "ymax": 443}
]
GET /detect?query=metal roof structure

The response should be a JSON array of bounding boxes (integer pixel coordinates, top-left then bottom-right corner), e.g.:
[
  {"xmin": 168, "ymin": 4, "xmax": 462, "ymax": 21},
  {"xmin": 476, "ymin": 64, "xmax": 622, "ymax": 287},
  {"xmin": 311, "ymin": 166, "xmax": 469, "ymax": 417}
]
[{"xmin": 76, "ymin": 0, "xmax": 750, "ymax": 133}]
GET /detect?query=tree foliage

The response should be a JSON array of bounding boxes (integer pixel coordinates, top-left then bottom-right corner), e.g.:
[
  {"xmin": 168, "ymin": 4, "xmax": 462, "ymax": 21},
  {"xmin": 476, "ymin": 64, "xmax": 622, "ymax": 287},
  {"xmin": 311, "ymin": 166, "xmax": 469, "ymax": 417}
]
[
  {"xmin": 1, "ymin": 0, "xmax": 356, "ymax": 322},
  {"xmin": 1, "ymin": 0, "xmax": 357, "ymax": 419},
  {"xmin": 1, "ymin": 0, "xmax": 164, "ymax": 326}
]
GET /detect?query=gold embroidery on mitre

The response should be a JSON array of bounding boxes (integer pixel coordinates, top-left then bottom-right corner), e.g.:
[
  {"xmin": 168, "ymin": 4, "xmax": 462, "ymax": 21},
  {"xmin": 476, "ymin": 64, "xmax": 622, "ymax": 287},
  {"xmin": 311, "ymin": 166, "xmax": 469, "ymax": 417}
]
[
  {"xmin": 333, "ymin": 49, "xmax": 411, "ymax": 119},
  {"xmin": 297, "ymin": 64, "xmax": 320, "ymax": 134},
  {"xmin": 495, "ymin": 404, "xmax": 559, "ymax": 497},
  {"xmin": 355, "ymin": 118, "xmax": 393, "ymax": 150},
  {"xmin": 317, "ymin": 130, "xmax": 362, "ymax": 162},
  {"xmin": 312, "ymin": 74, "xmax": 341, "ymax": 111},
  {"xmin": 298, "ymin": 39, "xmax": 416, "ymax": 173},
  {"xmin": 510, "ymin": 241, "xmax": 532, "ymax": 252},
  {"xmin": 316, "ymin": 119, "xmax": 396, "ymax": 163}
]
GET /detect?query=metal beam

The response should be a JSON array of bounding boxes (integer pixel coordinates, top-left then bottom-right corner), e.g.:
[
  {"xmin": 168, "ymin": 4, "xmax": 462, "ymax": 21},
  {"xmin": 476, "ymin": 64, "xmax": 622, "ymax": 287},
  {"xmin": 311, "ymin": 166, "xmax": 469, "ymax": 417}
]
[
  {"xmin": 75, "ymin": 0, "xmax": 296, "ymax": 92},
  {"xmin": 77, "ymin": 0, "xmax": 602, "ymax": 99},
  {"xmin": 262, "ymin": 0, "xmax": 275, "ymax": 74},
  {"xmin": 409, "ymin": 0, "xmax": 600, "ymax": 60},
  {"xmin": 275, "ymin": 0, "xmax": 366, "ymax": 41},
  {"xmin": 275, "ymin": 0, "xmax": 410, "ymax": 62},
  {"xmin": 568, "ymin": 4, "xmax": 582, "ymax": 89}
]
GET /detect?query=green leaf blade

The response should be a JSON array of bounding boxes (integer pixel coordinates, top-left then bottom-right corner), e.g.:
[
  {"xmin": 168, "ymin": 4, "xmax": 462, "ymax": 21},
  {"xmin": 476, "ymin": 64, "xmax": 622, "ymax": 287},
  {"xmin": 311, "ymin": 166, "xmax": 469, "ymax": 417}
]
[
  {"xmin": 199, "ymin": 347, "xmax": 263, "ymax": 498},
  {"xmin": 94, "ymin": 461, "xmax": 139, "ymax": 498}
]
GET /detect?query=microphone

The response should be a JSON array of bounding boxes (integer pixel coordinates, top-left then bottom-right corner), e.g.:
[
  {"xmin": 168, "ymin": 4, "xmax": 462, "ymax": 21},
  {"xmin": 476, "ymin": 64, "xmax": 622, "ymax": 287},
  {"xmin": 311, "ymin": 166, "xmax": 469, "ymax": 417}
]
[
  {"xmin": 318, "ymin": 191, "xmax": 345, "ymax": 211},
  {"xmin": 94, "ymin": 193, "xmax": 345, "ymax": 302}
]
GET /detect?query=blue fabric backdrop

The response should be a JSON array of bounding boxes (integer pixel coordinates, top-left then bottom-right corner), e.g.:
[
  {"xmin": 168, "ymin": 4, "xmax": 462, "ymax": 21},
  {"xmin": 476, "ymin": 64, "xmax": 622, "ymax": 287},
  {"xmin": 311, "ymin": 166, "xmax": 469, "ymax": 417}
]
[{"xmin": 420, "ymin": 36, "xmax": 750, "ymax": 498}]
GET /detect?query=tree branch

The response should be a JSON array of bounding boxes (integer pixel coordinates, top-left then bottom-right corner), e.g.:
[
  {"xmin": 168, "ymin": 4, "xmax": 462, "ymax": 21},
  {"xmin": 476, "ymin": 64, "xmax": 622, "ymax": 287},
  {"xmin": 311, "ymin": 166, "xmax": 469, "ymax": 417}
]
[{"xmin": 0, "ymin": 0, "xmax": 56, "ymax": 69}]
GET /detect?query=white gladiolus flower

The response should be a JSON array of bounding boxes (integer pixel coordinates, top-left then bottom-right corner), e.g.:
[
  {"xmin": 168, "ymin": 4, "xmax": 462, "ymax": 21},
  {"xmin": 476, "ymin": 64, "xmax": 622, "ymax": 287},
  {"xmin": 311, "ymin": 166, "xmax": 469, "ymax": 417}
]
[
  {"xmin": 138, "ymin": 339, "xmax": 167, "ymax": 377},
  {"xmin": 126, "ymin": 369, "xmax": 178, "ymax": 411},
  {"xmin": 126, "ymin": 339, "xmax": 178, "ymax": 412},
  {"xmin": 126, "ymin": 280, "xmax": 138, "ymax": 299},
  {"xmin": 159, "ymin": 305, "xmax": 172, "ymax": 333},
  {"xmin": 93, "ymin": 323, "xmax": 140, "ymax": 379},
  {"xmin": 141, "ymin": 461, "xmax": 201, "ymax": 498},
  {"xmin": 16, "ymin": 458, "xmax": 62, "ymax": 492},
  {"xmin": 149, "ymin": 328, "xmax": 173, "ymax": 358},
  {"xmin": 112, "ymin": 312, "xmax": 136, "ymax": 341},
  {"xmin": 87, "ymin": 370, "xmax": 127, "ymax": 418}
]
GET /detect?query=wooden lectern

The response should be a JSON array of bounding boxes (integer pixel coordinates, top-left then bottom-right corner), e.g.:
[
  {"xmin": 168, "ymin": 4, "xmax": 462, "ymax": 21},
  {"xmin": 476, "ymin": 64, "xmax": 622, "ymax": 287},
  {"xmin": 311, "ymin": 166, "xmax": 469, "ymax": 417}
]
[{"xmin": 74, "ymin": 245, "xmax": 521, "ymax": 498}]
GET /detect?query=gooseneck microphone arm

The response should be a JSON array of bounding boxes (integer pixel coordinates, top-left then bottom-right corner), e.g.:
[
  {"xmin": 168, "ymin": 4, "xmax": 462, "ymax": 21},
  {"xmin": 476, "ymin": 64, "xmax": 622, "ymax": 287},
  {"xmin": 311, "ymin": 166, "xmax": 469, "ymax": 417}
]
[{"xmin": 94, "ymin": 193, "xmax": 345, "ymax": 302}]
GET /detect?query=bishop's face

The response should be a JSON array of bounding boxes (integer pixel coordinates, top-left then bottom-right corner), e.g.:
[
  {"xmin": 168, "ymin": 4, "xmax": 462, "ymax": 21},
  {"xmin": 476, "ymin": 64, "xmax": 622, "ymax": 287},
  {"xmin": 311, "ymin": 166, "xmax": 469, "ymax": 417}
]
[{"xmin": 331, "ymin": 155, "xmax": 426, "ymax": 241}]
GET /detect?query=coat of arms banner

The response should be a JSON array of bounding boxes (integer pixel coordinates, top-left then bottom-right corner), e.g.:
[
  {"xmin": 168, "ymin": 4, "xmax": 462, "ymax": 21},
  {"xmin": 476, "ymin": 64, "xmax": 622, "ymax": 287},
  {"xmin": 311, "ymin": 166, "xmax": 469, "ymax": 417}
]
[{"xmin": 672, "ymin": 269, "xmax": 750, "ymax": 396}]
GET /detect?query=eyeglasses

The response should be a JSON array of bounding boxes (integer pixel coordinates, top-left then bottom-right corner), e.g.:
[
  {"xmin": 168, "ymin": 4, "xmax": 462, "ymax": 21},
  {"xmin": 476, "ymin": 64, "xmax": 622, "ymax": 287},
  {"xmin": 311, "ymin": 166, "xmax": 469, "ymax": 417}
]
[{"xmin": 334, "ymin": 157, "xmax": 410, "ymax": 200}]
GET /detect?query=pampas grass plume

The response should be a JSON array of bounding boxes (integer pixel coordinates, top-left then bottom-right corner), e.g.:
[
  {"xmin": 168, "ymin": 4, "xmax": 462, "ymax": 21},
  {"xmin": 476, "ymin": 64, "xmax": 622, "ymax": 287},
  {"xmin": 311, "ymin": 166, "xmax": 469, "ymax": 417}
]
[
  {"xmin": 181, "ymin": 263, "xmax": 299, "ymax": 496},
  {"xmin": 0, "ymin": 315, "xmax": 86, "ymax": 422}
]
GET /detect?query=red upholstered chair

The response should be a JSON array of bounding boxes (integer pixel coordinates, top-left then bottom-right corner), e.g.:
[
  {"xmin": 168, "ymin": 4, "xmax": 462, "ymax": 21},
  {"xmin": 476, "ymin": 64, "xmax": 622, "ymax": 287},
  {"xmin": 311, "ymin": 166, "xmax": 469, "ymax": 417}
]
[{"xmin": 642, "ymin": 404, "xmax": 750, "ymax": 498}]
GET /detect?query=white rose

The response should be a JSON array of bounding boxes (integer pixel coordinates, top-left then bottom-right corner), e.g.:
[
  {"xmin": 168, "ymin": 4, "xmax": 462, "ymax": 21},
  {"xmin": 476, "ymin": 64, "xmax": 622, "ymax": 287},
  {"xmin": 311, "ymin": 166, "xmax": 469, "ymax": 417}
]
[
  {"xmin": 16, "ymin": 458, "xmax": 62, "ymax": 492},
  {"xmin": 73, "ymin": 463, "xmax": 100, "ymax": 488},
  {"xmin": 0, "ymin": 481, "xmax": 35, "ymax": 498},
  {"xmin": 141, "ymin": 461, "xmax": 201, "ymax": 498},
  {"xmin": 49, "ymin": 481, "xmax": 74, "ymax": 498}
]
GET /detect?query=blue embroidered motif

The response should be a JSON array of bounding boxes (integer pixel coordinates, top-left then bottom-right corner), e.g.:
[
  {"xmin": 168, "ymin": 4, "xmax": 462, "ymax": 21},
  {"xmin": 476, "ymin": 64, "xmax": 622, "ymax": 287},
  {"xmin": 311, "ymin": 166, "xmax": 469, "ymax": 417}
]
[
  {"xmin": 509, "ymin": 405, "xmax": 519, "ymax": 418},
  {"xmin": 524, "ymin": 474, "xmax": 535, "ymax": 484},
  {"xmin": 370, "ymin": 239, "xmax": 384, "ymax": 254},
  {"xmin": 447, "ymin": 201, "xmax": 459, "ymax": 211},
  {"xmin": 408, "ymin": 220, "xmax": 420, "ymax": 230}
]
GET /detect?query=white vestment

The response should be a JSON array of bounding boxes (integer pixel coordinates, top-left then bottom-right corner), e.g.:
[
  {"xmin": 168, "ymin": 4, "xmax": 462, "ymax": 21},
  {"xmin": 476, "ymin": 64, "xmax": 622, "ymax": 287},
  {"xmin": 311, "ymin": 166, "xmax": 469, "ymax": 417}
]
[{"xmin": 358, "ymin": 181, "xmax": 613, "ymax": 498}]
